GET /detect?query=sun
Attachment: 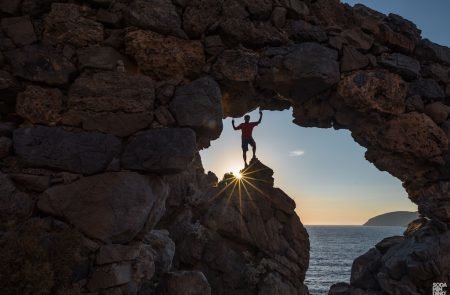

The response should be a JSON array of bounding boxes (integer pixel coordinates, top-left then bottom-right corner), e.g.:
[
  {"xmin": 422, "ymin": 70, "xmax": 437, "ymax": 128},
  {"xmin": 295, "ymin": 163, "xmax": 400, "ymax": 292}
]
[{"xmin": 230, "ymin": 167, "xmax": 243, "ymax": 180}]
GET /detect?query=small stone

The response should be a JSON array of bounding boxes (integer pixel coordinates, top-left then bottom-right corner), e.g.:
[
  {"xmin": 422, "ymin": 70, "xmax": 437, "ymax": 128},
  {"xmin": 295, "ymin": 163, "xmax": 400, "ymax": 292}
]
[
  {"xmin": 425, "ymin": 102, "xmax": 450, "ymax": 124},
  {"xmin": 405, "ymin": 95, "xmax": 424, "ymax": 113},
  {"xmin": 144, "ymin": 230, "xmax": 175, "ymax": 273},
  {"xmin": 154, "ymin": 106, "xmax": 175, "ymax": 127},
  {"xmin": 96, "ymin": 9, "xmax": 122, "ymax": 27},
  {"xmin": 16, "ymin": 86, "xmax": 64, "ymax": 125},
  {"xmin": 77, "ymin": 46, "xmax": 124, "ymax": 71},
  {"xmin": 156, "ymin": 84, "xmax": 175, "ymax": 105},
  {"xmin": 340, "ymin": 46, "xmax": 369, "ymax": 72},
  {"xmin": 287, "ymin": 19, "xmax": 328, "ymax": 43},
  {"xmin": 1, "ymin": 16, "xmax": 37, "ymax": 46},
  {"xmin": 271, "ymin": 7, "xmax": 287, "ymax": 29}
]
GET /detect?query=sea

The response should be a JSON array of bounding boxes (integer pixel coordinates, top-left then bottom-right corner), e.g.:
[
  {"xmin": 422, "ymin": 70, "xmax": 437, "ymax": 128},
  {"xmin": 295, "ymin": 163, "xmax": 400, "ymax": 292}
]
[{"xmin": 305, "ymin": 225, "xmax": 405, "ymax": 295}]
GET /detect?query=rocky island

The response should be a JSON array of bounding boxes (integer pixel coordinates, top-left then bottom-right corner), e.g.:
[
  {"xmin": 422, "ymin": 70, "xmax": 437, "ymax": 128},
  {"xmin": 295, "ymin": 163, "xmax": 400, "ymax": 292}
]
[
  {"xmin": 363, "ymin": 211, "xmax": 419, "ymax": 226},
  {"xmin": 0, "ymin": 0, "xmax": 450, "ymax": 294}
]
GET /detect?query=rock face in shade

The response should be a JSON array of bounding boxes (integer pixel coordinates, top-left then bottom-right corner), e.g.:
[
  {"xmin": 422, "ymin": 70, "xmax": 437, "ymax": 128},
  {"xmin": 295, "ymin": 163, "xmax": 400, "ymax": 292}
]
[
  {"xmin": 171, "ymin": 77, "xmax": 223, "ymax": 141},
  {"xmin": 165, "ymin": 159, "xmax": 310, "ymax": 294},
  {"xmin": 38, "ymin": 172, "xmax": 168, "ymax": 243},
  {"xmin": 5, "ymin": 45, "xmax": 77, "ymax": 85},
  {"xmin": 13, "ymin": 127, "xmax": 122, "ymax": 174},
  {"xmin": 258, "ymin": 42, "xmax": 340, "ymax": 102},
  {"xmin": 121, "ymin": 128, "xmax": 197, "ymax": 173}
]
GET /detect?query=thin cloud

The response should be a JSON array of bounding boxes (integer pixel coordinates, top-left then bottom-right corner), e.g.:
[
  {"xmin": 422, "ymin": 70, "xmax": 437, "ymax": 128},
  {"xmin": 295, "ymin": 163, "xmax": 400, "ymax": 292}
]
[{"xmin": 289, "ymin": 150, "xmax": 305, "ymax": 157}]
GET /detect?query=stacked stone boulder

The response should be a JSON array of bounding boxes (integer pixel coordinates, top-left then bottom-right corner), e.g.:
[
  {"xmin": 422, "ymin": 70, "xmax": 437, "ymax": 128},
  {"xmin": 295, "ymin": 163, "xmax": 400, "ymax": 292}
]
[{"xmin": 1, "ymin": 0, "xmax": 450, "ymax": 294}]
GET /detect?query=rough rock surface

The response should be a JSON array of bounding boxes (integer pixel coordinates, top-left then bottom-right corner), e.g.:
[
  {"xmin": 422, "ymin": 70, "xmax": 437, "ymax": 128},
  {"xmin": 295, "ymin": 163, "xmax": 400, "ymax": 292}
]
[
  {"xmin": 13, "ymin": 127, "xmax": 122, "ymax": 174},
  {"xmin": 5, "ymin": 45, "xmax": 77, "ymax": 85},
  {"xmin": 171, "ymin": 77, "xmax": 223, "ymax": 141},
  {"xmin": 38, "ymin": 172, "xmax": 168, "ymax": 243},
  {"xmin": 122, "ymin": 128, "xmax": 197, "ymax": 173},
  {"xmin": 126, "ymin": 30, "xmax": 204, "ymax": 80}
]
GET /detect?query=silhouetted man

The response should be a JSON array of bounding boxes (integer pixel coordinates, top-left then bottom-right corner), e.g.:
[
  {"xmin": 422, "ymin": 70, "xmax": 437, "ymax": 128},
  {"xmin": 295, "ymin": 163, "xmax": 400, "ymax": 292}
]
[{"xmin": 232, "ymin": 110, "xmax": 263, "ymax": 167}]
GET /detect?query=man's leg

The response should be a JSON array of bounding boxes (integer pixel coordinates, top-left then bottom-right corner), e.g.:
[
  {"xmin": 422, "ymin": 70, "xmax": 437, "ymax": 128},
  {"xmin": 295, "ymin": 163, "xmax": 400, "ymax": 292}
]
[
  {"xmin": 243, "ymin": 151, "xmax": 247, "ymax": 166},
  {"xmin": 242, "ymin": 139, "xmax": 248, "ymax": 166},
  {"xmin": 251, "ymin": 139, "xmax": 256, "ymax": 159}
]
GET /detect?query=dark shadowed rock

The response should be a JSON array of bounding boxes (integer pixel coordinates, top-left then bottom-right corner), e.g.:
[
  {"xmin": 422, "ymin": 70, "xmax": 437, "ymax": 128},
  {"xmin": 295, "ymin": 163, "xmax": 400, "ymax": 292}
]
[
  {"xmin": 271, "ymin": 7, "xmax": 287, "ymax": 29},
  {"xmin": 5, "ymin": 45, "xmax": 77, "ymax": 85},
  {"xmin": 425, "ymin": 102, "xmax": 450, "ymax": 124},
  {"xmin": 44, "ymin": 3, "xmax": 104, "ymax": 47},
  {"xmin": 16, "ymin": 86, "xmax": 64, "ymax": 125},
  {"xmin": 378, "ymin": 25, "xmax": 415, "ymax": 54},
  {"xmin": 13, "ymin": 126, "xmax": 122, "ymax": 174},
  {"xmin": 220, "ymin": 19, "xmax": 289, "ymax": 48},
  {"xmin": 0, "ymin": 0, "xmax": 22, "ymax": 14},
  {"xmin": 124, "ymin": 0, "xmax": 185, "ymax": 38},
  {"xmin": 258, "ymin": 42, "xmax": 339, "ymax": 102},
  {"xmin": 8, "ymin": 173, "xmax": 50, "ymax": 192},
  {"xmin": 76, "ymin": 46, "xmax": 124, "ymax": 70},
  {"xmin": 378, "ymin": 53, "xmax": 421, "ymax": 81},
  {"xmin": 341, "ymin": 46, "xmax": 369, "ymax": 72},
  {"xmin": 64, "ymin": 111, "xmax": 153, "ymax": 137},
  {"xmin": 161, "ymin": 271, "xmax": 211, "ymax": 295},
  {"xmin": 144, "ymin": 229, "xmax": 176, "ymax": 273},
  {"xmin": 422, "ymin": 64, "xmax": 450, "ymax": 84},
  {"xmin": 286, "ymin": 20, "xmax": 328, "ymax": 43},
  {"xmin": 21, "ymin": 0, "xmax": 55, "ymax": 16},
  {"xmin": 1, "ymin": 16, "xmax": 37, "ymax": 46},
  {"xmin": 328, "ymin": 282, "xmax": 350, "ymax": 295},
  {"xmin": 38, "ymin": 172, "xmax": 168, "ymax": 243},
  {"xmin": 0, "ymin": 137, "xmax": 12, "ymax": 159},
  {"xmin": 96, "ymin": 244, "xmax": 142, "ymax": 265},
  {"xmin": 258, "ymin": 272, "xmax": 299, "ymax": 295},
  {"xmin": 68, "ymin": 71, "xmax": 155, "ymax": 113},
  {"xmin": 281, "ymin": 0, "xmax": 309, "ymax": 18},
  {"xmin": 87, "ymin": 263, "xmax": 132, "ymax": 290},
  {"xmin": 375, "ymin": 236, "xmax": 404, "ymax": 254},
  {"xmin": 96, "ymin": 9, "xmax": 122, "ymax": 27},
  {"xmin": 0, "ymin": 172, "xmax": 34, "ymax": 226},
  {"xmin": 182, "ymin": 0, "xmax": 222, "ymax": 37},
  {"xmin": 408, "ymin": 79, "xmax": 445, "ymax": 101},
  {"xmin": 171, "ymin": 77, "xmax": 223, "ymax": 140},
  {"xmin": 340, "ymin": 28, "xmax": 374, "ymax": 51},
  {"xmin": 416, "ymin": 39, "xmax": 450, "ymax": 65},
  {"xmin": 122, "ymin": 128, "xmax": 196, "ymax": 173},
  {"xmin": 351, "ymin": 248, "xmax": 382, "ymax": 289},
  {"xmin": 405, "ymin": 95, "xmax": 424, "ymax": 113},
  {"xmin": 126, "ymin": 30, "xmax": 204, "ymax": 80}
]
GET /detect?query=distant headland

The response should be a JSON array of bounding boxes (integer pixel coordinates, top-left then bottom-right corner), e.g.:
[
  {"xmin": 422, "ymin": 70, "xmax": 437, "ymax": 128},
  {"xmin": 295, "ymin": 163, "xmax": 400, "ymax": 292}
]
[{"xmin": 363, "ymin": 211, "xmax": 419, "ymax": 226}]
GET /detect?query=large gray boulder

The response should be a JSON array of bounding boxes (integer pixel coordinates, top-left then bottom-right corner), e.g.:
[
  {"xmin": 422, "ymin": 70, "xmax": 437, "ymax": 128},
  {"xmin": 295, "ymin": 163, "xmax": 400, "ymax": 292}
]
[
  {"xmin": 258, "ymin": 42, "xmax": 340, "ymax": 102},
  {"xmin": 38, "ymin": 172, "xmax": 168, "ymax": 243},
  {"xmin": 122, "ymin": 128, "xmax": 196, "ymax": 173},
  {"xmin": 409, "ymin": 79, "xmax": 446, "ymax": 100},
  {"xmin": 415, "ymin": 39, "xmax": 450, "ymax": 65},
  {"xmin": 13, "ymin": 127, "xmax": 121, "ymax": 174},
  {"xmin": 170, "ymin": 77, "xmax": 223, "ymax": 140},
  {"xmin": 5, "ymin": 45, "xmax": 77, "ymax": 85}
]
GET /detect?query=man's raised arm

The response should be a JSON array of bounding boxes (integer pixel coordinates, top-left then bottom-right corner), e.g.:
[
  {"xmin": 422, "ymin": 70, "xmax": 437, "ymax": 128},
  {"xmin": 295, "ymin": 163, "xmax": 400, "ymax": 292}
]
[
  {"xmin": 257, "ymin": 110, "xmax": 263, "ymax": 124},
  {"xmin": 232, "ymin": 119, "xmax": 239, "ymax": 130}
]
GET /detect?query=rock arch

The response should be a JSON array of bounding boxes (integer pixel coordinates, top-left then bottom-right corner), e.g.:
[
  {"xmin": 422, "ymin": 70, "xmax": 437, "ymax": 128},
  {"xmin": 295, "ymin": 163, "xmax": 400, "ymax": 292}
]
[{"xmin": 0, "ymin": 0, "xmax": 449, "ymax": 294}]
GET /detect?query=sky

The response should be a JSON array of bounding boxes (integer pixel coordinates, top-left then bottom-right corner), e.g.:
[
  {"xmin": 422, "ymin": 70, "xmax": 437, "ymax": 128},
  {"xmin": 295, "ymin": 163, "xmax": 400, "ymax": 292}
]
[{"xmin": 200, "ymin": 1, "xmax": 450, "ymax": 225}]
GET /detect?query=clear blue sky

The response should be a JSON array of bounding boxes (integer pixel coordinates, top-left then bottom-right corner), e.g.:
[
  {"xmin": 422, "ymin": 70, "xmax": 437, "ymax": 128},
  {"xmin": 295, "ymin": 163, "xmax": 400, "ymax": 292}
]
[{"xmin": 200, "ymin": 1, "xmax": 450, "ymax": 225}]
